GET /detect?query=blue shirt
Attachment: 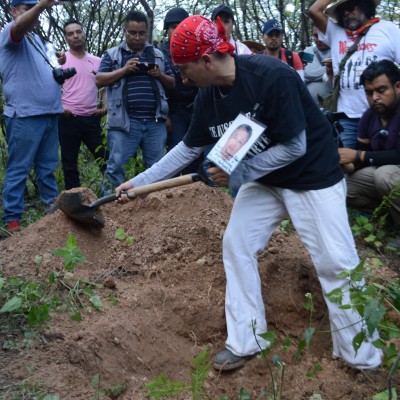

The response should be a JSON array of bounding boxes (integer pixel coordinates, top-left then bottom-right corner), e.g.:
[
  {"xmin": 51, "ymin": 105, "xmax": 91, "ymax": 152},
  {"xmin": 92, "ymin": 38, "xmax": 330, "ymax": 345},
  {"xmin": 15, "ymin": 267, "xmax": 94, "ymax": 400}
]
[
  {"xmin": 0, "ymin": 23, "xmax": 63, "ymax": 117},
  {"xmin": 99, "ymin": 46, "xmax": 172, "ymax": 119}
]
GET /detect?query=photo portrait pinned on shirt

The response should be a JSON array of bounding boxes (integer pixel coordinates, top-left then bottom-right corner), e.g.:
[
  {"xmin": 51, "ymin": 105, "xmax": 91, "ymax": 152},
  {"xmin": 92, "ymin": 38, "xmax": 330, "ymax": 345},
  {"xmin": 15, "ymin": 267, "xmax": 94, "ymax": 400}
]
[{"xmin": 207, "ymin": 113, "xmax": 266, "ymax": 175}]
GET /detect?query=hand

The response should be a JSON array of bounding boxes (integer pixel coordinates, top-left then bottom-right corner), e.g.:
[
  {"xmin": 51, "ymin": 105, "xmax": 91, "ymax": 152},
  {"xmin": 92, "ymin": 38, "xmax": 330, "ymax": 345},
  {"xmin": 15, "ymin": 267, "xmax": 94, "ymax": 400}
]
[
  {"xmin": 123, "ymin": 58, "xmax": 140, "ymax": 75},
  {"xmin": 322, "ymin": 58, "xmax": 333, "ymax": 77},
  {"xmin": 56, "ymin": 50, "xmax": 66, "ymax": 65},
  {"xmin": 338, "ymin": 148, "xmax": 356, "ymax": 165},
  {"xmin": 342, "ymin": 163, "xmax": 355, "ymax": 174},
  {"xmin": 63, "ymin": 109, "xmax": 73, "ymax": 118},
  {"xmin": 147, "ymin": 64, "xmax": 161, "ymax": 79},
  {"xmin": 115, "ymin": 181, "xmax": 134, "ymax": 203},
  {"xmin": 92, "ymin": 107, "xmax": 107, "ymax": 117},
  {"xmin": 207, "ymin": 166, "xmax": 229, "ymax": 187}
]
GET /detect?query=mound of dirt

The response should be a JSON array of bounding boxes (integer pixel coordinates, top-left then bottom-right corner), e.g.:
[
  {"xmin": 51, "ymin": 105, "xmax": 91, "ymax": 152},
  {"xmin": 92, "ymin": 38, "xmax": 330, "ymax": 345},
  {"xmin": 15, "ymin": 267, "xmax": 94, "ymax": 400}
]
[{"xmin": 0, "ymin": 183, "xmax": 398, "ymax": 399}]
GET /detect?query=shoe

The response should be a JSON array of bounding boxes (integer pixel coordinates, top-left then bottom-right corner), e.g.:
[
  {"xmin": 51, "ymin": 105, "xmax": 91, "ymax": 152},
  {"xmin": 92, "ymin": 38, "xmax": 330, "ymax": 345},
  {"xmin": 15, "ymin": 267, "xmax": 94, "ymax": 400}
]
[
  {"xmin": 6, "ymin": 221, "xmax": 21, "ymax": 233},
  {"xmin": 213, "ymin": 349, "xmax": 258, "ymax": 371}
]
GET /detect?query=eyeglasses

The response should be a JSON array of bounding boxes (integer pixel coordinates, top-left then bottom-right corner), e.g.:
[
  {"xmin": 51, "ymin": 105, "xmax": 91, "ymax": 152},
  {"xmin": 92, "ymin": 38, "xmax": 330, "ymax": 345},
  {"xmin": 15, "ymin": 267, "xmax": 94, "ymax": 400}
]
[
  {"xmin": 377, "ymin": 129, "xmax": 389, "ymax": 150},
  {"xmin": 125, "ymin": 30, "xmax": 147, "ymax": 38}
]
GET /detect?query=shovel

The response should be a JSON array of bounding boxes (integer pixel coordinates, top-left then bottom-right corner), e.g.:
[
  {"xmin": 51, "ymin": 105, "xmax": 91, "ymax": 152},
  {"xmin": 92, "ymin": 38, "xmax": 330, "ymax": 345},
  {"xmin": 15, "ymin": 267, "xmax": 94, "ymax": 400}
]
[{"xmin": 57, "ymin": 173, "xmax": 210, "ymax": 227}]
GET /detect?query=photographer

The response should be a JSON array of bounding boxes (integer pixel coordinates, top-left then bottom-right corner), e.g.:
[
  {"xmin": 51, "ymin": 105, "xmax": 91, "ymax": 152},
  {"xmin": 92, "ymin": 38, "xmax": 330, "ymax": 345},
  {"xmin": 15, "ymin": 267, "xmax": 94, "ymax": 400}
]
[
  {"xmin": 96, "ymin": 10, "xmax": 175, "ymax": 193},
  {"xmin": 0, "ymin": 0, "xmax": 63, "ymax": 233}
]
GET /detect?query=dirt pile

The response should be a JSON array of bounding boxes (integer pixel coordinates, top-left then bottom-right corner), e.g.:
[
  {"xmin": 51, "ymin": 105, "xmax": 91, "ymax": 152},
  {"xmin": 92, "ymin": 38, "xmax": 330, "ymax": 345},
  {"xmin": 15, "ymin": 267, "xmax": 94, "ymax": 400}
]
[{"xmin": 0, "ymin": 183, "xmax": 398, "ymax": 399}]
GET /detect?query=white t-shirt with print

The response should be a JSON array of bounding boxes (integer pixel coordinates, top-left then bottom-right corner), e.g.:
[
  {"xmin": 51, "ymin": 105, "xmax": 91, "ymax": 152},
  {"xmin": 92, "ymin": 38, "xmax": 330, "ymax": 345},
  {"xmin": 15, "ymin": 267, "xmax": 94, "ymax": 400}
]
[{"xmin": 320, "ymin": 19, "xmax": 400, "ymax": 118}]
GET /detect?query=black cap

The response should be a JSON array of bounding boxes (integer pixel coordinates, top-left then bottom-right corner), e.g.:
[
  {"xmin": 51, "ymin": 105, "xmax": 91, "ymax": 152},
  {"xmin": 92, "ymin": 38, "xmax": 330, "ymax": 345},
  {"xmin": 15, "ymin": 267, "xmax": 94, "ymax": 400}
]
[
  {"xmin": 211, "ymin": 5, "xmax": 234, "ymax": 22},
  {"xmin": 163, "ymin": 7, "xmax": 189, "ymax": 31}
]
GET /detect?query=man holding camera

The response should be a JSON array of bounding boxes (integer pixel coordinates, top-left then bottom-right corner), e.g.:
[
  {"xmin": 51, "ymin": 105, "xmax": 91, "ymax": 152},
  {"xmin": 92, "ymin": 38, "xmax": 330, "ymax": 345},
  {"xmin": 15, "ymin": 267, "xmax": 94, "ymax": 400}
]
[
  {"xmin": 58, "ymin": 19, "xmax": 108, "ymax": 190},
  {"xmin": 96, "ymin": 10, "xmax": 175, "ymax": 192},
  {"xmin": 0, "ymin": 0, "xmax": 63, "ymax": 233}
]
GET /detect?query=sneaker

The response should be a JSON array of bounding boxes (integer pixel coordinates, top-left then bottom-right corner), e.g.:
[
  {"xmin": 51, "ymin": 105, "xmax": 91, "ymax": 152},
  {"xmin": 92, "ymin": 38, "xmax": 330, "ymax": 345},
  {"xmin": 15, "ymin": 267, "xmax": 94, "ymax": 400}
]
[
  {"xmin": 213, "ymin": 349, "xmax": 258, "ymax": 371},
  {"xmin": 6, "ymin": 221, "xmax": 21, "ymax": 234}
]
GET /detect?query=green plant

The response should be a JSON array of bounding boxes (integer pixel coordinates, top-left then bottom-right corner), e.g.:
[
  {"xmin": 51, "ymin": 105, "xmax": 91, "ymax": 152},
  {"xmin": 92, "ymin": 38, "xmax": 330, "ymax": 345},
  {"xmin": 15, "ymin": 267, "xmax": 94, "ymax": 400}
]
[
  {"xmin": 350, "ymin": 182, "xmax": 400, "ymax": 251},
  {"xmin": 5, "ymin": 373, "xmax": 60, "ymax": 400},
  {"xmin": 115, "ymin": 227, "xmax": 135, "ymax": 245},
  {"xmin": 326, "ymin": 259, "xmax": 400, "ymax": 399},
  {"xmin": 91, "ymin": 373, "xmax": 126, "ymax": 400},
  {"xmin": 145, "ymin": 348, "xmax": 211, "ymax": 399},
  {"xmin": 0, "ymin": 275, "xmax": 53, "ymax": 328},
  {"xmin": 51, "ymin": 233, "xmax": 87, "ymax": 271}
]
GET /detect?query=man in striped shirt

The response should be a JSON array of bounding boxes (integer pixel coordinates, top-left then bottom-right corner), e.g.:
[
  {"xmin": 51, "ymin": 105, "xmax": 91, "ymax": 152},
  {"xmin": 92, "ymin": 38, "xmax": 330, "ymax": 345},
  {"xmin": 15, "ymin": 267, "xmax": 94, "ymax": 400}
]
[{"xmin": 97, "ymin": 10, "xmax": 175, "ymax": 191}]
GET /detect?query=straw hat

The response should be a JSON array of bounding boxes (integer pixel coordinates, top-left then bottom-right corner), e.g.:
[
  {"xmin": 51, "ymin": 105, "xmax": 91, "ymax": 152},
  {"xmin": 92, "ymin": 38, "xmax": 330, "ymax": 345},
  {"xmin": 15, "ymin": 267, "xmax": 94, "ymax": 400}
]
[
  {"xmin": 324, "ymin": 0, "xmax": 381, "ymax": 22},
  {"xmin": 242, "ymin": 40, "xmax": 266, "ymax": 53}
]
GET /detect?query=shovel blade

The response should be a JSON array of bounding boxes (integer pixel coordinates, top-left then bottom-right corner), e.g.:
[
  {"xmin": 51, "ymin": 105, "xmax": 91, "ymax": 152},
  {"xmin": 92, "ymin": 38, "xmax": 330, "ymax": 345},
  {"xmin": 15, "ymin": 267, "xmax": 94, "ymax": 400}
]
[{"xmin": 57, "ymin": 189, "xmax": 105, "ymax": 227}]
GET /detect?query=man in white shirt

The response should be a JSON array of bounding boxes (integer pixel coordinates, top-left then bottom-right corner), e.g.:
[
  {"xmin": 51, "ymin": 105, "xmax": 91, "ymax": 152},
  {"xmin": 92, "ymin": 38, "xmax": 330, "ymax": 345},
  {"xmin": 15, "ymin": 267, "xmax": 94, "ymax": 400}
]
[{"xmin": 211, "ymin": 5, "xmax": 252, "ymax": 55}]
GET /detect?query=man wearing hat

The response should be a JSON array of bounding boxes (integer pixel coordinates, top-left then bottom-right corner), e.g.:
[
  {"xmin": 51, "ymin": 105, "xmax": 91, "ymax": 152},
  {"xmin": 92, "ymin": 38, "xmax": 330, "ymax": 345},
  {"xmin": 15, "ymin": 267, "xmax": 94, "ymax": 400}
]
[
  {"xmin": 159, "ymin": 7, "xmax": 201, "ymax": 173},
  {"xmin": 0, "ymin": 0, "xmax": 63, "ymax": 233},
  {"xmin": 308, "ymin": 0, "xmax": 400, "ymax": 149},
  {"xmin": 261, "ymin": 19, "xmax": 304, "ymax": 80},
  {"xmin": 211, "ymin": 5, "xmax": 252, "ymax": 55},
  {"xmin": 115, "ymin": 15, "xmax": 382, "ymax": 372}
]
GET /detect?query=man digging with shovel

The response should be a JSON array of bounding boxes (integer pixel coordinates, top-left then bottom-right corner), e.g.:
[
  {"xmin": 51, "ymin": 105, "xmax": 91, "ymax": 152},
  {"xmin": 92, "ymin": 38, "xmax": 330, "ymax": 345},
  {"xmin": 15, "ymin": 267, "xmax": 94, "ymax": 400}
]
[{"xmin": 115, "ymin": 16, "xmax": 382, "ymax": 371}]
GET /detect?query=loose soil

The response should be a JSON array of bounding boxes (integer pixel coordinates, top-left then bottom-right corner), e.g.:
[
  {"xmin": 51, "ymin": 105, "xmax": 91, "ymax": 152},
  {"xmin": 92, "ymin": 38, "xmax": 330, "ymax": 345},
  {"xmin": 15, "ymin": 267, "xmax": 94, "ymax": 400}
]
[{"xmin": 0, "ymin": 183, "xmax": 399, "ymax": 399}]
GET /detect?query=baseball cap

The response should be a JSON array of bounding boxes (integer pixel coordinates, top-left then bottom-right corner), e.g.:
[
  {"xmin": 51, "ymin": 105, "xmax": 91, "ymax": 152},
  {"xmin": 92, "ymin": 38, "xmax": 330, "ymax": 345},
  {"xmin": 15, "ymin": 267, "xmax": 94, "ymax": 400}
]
[
  {"xmin": 163, "ymin": 7, "xmax": 189, "ymax": 31},
  {"xmin": 11, "ymin": 0, "xmax": 38, "ymax": 6},
  {"xmin": 211, "ymin": 5, "xmax": 235, "ymax": 22},
  {"xmin": 263, "ymin": 19, "xmax": 283, "ymax": 35}
]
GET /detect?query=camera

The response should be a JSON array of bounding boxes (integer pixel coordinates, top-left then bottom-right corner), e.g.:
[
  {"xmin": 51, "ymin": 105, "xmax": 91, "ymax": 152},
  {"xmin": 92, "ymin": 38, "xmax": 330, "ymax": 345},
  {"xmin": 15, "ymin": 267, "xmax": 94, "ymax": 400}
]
[
  {"xmin": 52, "ymin": 67, "xmax": 77, "ymax": 84},
  {"xmin": 321, "ymin": 109, "xmax": 344, "ymax": 147},
  {"xmin": 299, "ymin": 51, "xmax": 314, "ymax": 64},
  {"xmin": 137, "ymin": 63, "xmax": 156, "ymax": 72}
]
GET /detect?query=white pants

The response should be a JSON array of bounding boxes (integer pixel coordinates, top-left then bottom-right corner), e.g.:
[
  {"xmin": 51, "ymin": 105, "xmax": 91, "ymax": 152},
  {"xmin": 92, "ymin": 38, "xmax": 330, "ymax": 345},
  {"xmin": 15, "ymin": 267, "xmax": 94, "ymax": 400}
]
[{"xmin": 222, "ymin": 179, "xmax": 382, "ymax": 369}]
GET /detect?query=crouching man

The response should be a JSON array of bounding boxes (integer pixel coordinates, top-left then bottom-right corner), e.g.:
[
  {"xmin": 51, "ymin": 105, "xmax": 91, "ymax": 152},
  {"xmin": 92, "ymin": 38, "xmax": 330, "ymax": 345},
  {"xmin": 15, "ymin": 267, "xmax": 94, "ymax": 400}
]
[{"xmin": 339, "ymin": 60, "xmax": 400, "ymax": 248}]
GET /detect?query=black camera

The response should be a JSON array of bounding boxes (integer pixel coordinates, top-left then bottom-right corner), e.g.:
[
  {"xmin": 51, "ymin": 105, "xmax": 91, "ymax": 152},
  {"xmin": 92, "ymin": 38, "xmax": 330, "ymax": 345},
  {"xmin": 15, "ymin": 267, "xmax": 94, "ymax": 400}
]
[
  {"xmin": 52, "ymin": 67, "xmax": 77, "ymax": 84},
  {"xmin": 321, "ymin": 109, "xmax": 345, "ymax": 147}
]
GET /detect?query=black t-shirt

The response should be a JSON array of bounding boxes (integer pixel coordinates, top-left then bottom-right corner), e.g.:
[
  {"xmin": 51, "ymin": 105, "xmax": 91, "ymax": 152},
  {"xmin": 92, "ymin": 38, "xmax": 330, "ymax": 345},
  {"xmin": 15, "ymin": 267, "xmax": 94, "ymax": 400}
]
[{"xmin": 183, "ymin": 54, "xmax": 343, "ymax": 190}]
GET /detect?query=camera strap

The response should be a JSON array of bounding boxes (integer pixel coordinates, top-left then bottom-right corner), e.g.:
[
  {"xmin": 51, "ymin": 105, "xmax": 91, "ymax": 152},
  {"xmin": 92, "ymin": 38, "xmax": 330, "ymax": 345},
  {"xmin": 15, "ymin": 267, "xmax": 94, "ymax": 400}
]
[{"xmin": 26, "ymin": 33, "xmax": 55, "ymax": 70}]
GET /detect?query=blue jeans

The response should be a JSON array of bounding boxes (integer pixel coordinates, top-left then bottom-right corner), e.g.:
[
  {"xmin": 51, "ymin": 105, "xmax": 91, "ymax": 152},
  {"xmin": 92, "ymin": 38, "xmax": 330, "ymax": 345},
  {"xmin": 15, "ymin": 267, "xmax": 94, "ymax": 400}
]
[
  {"xmin": 338, "ymin": 118, "xmax": 360, "ymax": 149},
  {"xmin": 2, "ymin": 115, "xmax": 59, "ymax": 222},
  {"xmin": 104, "ymin": 117, "xmax": 167, "ymax": 190}
]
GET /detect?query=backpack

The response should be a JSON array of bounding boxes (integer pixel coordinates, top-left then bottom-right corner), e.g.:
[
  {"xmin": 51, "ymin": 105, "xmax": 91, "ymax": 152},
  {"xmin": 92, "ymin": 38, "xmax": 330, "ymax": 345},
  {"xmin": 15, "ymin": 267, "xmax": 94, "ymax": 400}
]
[{"xmin": 281, "ymin": 49, "xmax": 294, "ymax": 68}]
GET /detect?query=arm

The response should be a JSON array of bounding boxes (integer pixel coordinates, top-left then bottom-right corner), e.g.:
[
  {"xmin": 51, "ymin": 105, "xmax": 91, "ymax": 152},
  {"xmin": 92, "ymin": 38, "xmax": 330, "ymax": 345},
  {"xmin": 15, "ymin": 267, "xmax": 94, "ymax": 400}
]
[
  {"xmin": 130, "ymin": 141, "xmax": 203, "ymax": 187},
  {"xmin": 10, "ymin": 0, "xmax": 58, "ymax": 42},
  {"xmin": 308, "ymin": 0, "xmax": 331, "ymax": 34},
  {"xmin": 338, "ymin": 138, "xmax": 400, "ymax": 169},
  {"xmin": 147, "ymin": 65, "xmax": 175, "ymax": 90},
  {"xmin": 227, "ymin": 129, "xmax": 307, "ymax": 188},
  {"xmin": 92, "ymin": 88, "xmax": 107, "ymax": 117},
  {"xmin": 96, "ymin": 57, "xmax": 142, "ymax": 88}
]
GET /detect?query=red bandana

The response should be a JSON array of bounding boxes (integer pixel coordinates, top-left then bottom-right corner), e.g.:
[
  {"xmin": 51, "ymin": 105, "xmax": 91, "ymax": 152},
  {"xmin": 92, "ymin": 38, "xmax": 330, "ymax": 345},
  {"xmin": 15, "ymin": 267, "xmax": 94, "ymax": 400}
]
[
  {"xmin": 346, "ymin": 17, "xmax": 380, "ymax": 38},
  {"xmin": 170, "ymin": 15, "xmax": 235, "ymax": 64}
]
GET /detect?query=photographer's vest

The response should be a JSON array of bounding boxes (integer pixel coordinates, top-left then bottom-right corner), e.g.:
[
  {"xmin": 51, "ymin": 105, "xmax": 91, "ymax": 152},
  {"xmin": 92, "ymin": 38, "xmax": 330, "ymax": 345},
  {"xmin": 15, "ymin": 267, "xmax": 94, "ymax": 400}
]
[{"xmin": 104, "ymin": 41, "xmax": 168, "ymax": 133}]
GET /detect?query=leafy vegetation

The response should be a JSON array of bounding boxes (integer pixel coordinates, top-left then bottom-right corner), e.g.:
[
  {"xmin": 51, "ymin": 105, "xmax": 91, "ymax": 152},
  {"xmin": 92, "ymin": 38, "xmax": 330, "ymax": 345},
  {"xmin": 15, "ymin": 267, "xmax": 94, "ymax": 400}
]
[
  {"xmin": 0, "ymin": 233, "xmax": 103, "ymax": 332},
  {"xmin": 326, "ymin": 258, "xmax": 400, "ymax": 398}
]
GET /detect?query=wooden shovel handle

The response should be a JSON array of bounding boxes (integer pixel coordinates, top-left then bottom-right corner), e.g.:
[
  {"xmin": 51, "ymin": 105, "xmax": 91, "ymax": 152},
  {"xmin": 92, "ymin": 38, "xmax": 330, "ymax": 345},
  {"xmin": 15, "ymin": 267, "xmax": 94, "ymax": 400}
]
[{"xmin": 125, "ymin": 173, "xmax": 202, "ymax": 198}]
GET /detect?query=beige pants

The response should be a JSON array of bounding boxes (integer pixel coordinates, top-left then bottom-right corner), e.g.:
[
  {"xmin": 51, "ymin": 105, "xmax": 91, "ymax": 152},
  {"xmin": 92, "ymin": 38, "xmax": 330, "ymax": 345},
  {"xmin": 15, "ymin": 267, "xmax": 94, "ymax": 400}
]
[{"xmin": 346, "ymin": 165, "xmax": 400, "ymax": 224}]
